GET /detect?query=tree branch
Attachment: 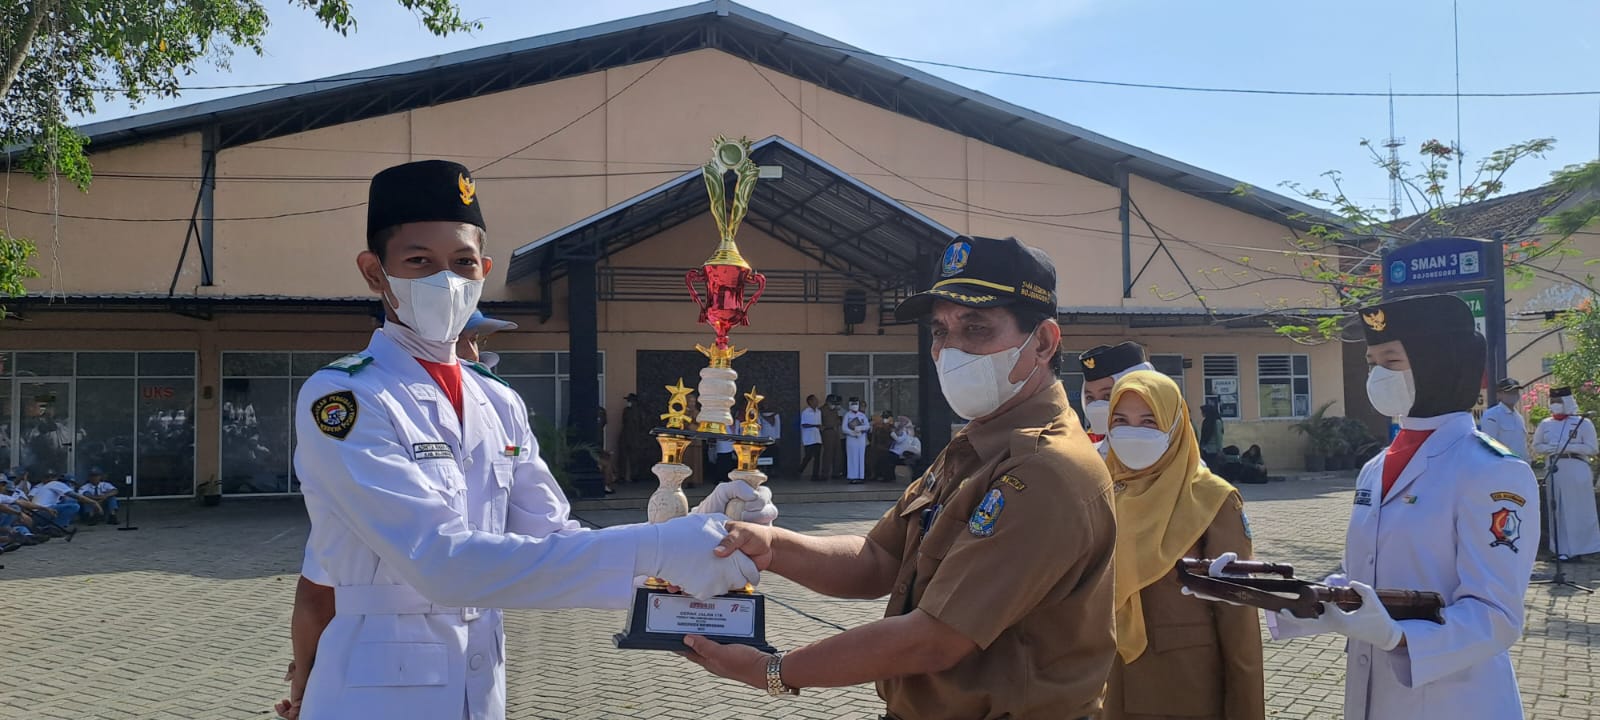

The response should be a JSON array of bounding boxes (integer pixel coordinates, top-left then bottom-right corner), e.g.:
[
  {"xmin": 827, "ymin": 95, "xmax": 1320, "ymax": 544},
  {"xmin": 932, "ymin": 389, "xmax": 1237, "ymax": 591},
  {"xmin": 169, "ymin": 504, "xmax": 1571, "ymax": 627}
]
[{"xmin": 0, "ymin": 0, "xmax": 53, "ymax": 103}]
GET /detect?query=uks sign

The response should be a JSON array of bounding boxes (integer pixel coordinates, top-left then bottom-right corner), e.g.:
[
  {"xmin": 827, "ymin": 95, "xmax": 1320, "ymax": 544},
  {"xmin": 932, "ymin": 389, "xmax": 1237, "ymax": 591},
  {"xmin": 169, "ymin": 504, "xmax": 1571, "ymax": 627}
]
[{"xmin": 1383, "ymin": 237, "xmax": 1489, "ymax": 290}]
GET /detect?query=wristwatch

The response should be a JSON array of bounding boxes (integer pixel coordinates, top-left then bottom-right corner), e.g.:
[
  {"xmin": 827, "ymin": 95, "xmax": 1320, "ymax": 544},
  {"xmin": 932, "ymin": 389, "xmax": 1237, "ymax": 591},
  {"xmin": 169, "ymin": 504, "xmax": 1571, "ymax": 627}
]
[{"xmin": 765, "ymin": 653, "xmax": 799, "ymax": 697}]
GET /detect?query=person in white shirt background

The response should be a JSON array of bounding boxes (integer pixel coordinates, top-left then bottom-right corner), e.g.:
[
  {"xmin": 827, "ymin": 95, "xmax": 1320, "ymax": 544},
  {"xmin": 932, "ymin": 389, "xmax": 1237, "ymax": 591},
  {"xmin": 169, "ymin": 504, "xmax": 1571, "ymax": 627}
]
[
  {"xmin": 797, "ymin": 395, "xmax": 824, "ymax": 482},
  {"xmin": 758, "ymin": 407, "xmax": 781, "ymax": 472},
  {"xmin": 1478, "ymin": 377, "xmax": 1530, "ymax": 459},
  {"xmin": 842, "ymin": 398, "xmax": 869, "ymax": 484},
  {"xmin": 1532, "ymin": 386, "xmax": 1600, "ymax": 561},
  {"xmin": 79, "ymin": 467, "xmax": 121, "ymax": 525}
]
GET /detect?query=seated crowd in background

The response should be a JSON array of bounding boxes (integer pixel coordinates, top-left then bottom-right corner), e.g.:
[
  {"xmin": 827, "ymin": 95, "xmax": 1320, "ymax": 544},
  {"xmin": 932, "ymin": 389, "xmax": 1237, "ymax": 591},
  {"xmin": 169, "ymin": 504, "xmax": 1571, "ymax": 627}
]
[{"xmin": 0, "ymin": 466, "xmax": 122, "ymax": 555}]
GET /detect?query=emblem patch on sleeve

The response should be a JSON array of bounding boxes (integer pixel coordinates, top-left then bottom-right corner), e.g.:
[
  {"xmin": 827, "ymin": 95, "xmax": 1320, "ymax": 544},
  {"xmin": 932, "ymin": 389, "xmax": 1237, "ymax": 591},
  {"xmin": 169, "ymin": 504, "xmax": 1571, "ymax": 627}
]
[
  {"xmin": 1353, "ymin": 488, "xmax": 1373, "ymax": 506},
  {"xmin": 311, "ymin": 391, "xmax": 358, "ymax": 440},
  {"xmin": 1490, "ymin": 508, "xmax": 1522, "ymax": 553},
  {"xmin": 968, "ymin": 488, "xmax": 1006, "ymax": 537},
  {"xmin": 1241, "ymin": 511, "xmax": 1253, "ymax": 540},
  {"xmin": 412, "ymin": 442, "xmax": 454, "ymax": 460}
]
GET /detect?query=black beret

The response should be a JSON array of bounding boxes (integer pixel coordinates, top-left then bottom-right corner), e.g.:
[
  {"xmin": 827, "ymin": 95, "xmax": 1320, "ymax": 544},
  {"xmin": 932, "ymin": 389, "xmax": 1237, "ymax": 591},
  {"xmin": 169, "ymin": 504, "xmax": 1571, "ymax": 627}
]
[
  {"xmin": 1078, "ymin": 341, "xmax": 1147, "ymax": 381},
  {"xmin": 367, "ymin": 160, "xmax": 486, "ymax": 241},
  {"xmin": 1355, "ymin": 294, "xmax": 1474, "ymax": 346}
]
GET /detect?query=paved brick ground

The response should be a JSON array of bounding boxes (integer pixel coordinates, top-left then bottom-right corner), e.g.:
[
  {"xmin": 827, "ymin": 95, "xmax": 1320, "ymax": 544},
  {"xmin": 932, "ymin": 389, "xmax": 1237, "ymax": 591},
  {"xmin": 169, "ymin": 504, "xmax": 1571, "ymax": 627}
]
[{"xmin": 2, "ymin": 474, "xmax": 1596, "ymax": 719}]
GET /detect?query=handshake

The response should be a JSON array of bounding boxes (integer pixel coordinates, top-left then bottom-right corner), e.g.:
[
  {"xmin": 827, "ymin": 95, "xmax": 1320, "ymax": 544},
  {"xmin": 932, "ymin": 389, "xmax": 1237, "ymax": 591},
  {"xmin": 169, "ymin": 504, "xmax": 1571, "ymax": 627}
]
[{"xmin": 632, "ymin": 480, "xmax": 776, "ymax": 600}]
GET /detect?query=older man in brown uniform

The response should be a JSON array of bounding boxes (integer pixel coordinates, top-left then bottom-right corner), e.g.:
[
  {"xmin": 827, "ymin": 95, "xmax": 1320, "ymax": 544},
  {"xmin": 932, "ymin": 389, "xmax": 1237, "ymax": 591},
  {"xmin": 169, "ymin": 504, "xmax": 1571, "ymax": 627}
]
[{"xmin": 681, "ymin": 236, "xmax": 1117, "ymax": 720}]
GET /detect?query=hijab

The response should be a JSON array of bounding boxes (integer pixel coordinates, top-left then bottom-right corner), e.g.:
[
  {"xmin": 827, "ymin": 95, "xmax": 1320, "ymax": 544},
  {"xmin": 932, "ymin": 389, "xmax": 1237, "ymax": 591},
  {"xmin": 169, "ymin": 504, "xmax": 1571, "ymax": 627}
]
[{"xmin": 1107, "ymin": 370, "xmax": 1239, "ymax": 663}]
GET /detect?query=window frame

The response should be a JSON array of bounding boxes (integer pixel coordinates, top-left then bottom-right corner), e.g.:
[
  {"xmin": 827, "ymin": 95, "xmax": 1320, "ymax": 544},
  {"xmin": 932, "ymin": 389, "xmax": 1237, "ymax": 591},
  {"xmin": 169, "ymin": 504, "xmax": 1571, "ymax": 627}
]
[
  {"xmin": 4, "ymin": 350, "xmax": 197, "ymax": 499},
  {"xmin": 1202, "ymin": 353, "xmax": 1241, "ymax": 420},
  {"xmin": 824, "ymin": 352, "xmax": 919, "ymax": 418},
  {"xmin": 1256, "ymin": 352, "xmax": 1312, "ymax": 420}
]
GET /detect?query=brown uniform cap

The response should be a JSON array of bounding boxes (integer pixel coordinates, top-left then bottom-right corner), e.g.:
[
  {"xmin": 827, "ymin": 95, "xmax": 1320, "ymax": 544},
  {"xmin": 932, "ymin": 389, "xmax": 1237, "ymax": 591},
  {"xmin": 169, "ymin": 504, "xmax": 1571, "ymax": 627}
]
[{"xmin": 866, "ymin": 382, "xmax": 1116, "ymax": 720}]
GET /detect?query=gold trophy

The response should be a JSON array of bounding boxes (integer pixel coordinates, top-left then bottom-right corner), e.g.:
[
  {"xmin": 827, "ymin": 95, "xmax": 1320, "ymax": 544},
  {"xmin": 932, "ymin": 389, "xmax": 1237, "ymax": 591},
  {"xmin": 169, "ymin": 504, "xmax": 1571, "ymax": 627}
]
[{"xmin": 614, "ymin": 136, "xmax": 776, "ymax": 652}]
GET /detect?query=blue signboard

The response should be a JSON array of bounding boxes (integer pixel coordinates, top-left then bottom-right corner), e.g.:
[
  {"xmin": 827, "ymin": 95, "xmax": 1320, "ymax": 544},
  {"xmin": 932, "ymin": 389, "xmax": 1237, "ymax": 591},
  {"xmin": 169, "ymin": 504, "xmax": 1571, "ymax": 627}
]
[{"xmin": 1383, "ymin": 236, "xmax": 1490, "ymax": 291}]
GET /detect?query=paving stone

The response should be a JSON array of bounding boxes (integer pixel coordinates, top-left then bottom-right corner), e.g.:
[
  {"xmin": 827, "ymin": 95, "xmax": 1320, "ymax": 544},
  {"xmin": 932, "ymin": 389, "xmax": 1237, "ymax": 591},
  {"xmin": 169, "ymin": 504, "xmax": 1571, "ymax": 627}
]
[{"xmin": 1, "ymin": 475, "xmax": 1596, "ymax": 718}]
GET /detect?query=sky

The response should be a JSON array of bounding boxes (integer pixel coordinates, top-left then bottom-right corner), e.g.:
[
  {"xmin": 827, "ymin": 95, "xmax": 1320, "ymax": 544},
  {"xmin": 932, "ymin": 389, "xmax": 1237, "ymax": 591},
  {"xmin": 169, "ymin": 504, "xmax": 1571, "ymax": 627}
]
[{"xmin": 78, "ymin": 0, "xmax": 1600, "ymax": 214}]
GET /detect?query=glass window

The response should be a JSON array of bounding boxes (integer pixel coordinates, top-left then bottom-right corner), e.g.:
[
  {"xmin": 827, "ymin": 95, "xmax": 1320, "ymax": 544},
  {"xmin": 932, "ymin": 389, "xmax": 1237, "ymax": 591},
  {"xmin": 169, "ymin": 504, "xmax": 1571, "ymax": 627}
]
[
  {"xmin": 826, "ymin": 353, "xmax": 917, "ymax": 417},
  {"xmin": 139, "ymin": 352, "xmax": 195, "ymax": 377},
  {"xmin": 0, "ymin": 351, "xmax": 11, "ymax": 377},
  {"xmin": 1203, "ymin": 355, "xmax": 1240, "ymax": 420},
  {"xmin": 16, "ymin": 381, "xmax": 74, "ymax": 477},
  {"xmin": 0, "ymin": 380, "xmax": 10, "ymax": 468},
  {"xmin": 291, "ymin": 352, "xmax": 348, "ymax": 378},
  {"xmin": 76, "ymin": 352, "xmax": 135, "ymax": 377},
  {"xmin": 1151, "ymin": 354, "xmax": 1185, "ymax": 396},
  {"xmin": 75, "ymin": 378, "xmax": 136, "ymax": 486},
  {"xmin": 872, "ymin": 378, "xmax": 919, "ymax": 421},
  {"xmin": 827, "ymin": 354, "xmax": 870, "ymax": 376},
  {"xmin": 495, "ymin": 353, "xmax": 556, "ymax": 375},
  {"xmin": 494, "ymin": 351, "xmax": 603, "ymax": 428},
  {"xmin": 221, "ymin": 378, "xmax": 293, "ymax": 494},
  {"xmin": 1258, "ymin": 354, "xmax": 1311, "ymax": 419},
  {"xmin": 872, "ymin": 354, "xmax": 918, "ymax": 376},
  {"xmin": 15, "ymin": 352, "xmax": 73, "ymax": 377},
  {"xmin": 829, "ymin": 380, "xmax": 868, "ymax": 408},
  {"xmin": 136, "ymin": 378, "xmax": 196, "ymax": 497},
  {"xmin": 223, "ymin": 352, "xmax": 290, "ymax": 377}
]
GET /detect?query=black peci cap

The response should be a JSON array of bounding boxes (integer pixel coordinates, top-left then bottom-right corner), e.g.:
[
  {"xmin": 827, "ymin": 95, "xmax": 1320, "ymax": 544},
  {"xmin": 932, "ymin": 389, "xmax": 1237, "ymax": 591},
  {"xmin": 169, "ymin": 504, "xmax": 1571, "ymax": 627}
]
[
  {"xmin": 1355, "ymin": 294, "xmax": 1474, "ymax": 346},
  {"xmin": 1078, "ymin": 341, "xmax": 1147, "ymax": 381},
  {"xmin": 894, "ymin": 236, "xmax": 1057, "ymax": 321},
  {"xmin": 1551, "ymin": 386, "xmax": 1573, "ymax": 399},
  {"xmin": 367, "ymin": 160, "xmax": 487, "ymax": 242}
]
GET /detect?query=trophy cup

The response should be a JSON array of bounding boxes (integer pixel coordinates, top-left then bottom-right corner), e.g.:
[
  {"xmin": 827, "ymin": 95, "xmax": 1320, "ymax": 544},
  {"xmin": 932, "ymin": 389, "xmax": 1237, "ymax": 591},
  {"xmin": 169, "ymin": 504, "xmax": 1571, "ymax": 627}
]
[{"xmin": 613, "ymin": 136, "xmax": 776, "ymax": 653}]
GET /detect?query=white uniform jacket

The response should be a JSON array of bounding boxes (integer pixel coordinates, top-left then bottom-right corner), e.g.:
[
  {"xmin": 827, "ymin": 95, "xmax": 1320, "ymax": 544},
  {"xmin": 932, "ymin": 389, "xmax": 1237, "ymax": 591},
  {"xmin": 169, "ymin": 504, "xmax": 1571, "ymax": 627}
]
[
  {"xmin": 1477, "ymin": 403, "xmax": 1529, "ymax": 459},
  {"xmin": 295, "ymin": 330, "xmax": 650, "ymax": 720},
  {"xmin": 1341, "ymin": 412, "xmax": 1539, "ymax": 720}
]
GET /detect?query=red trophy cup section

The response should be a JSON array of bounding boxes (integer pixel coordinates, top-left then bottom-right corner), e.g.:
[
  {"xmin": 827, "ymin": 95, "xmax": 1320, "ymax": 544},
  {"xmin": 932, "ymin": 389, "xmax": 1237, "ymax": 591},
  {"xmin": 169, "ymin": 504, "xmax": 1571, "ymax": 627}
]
[{"xmin": 685, "ymin": 261, "xmax": 766, "ymax": 350}]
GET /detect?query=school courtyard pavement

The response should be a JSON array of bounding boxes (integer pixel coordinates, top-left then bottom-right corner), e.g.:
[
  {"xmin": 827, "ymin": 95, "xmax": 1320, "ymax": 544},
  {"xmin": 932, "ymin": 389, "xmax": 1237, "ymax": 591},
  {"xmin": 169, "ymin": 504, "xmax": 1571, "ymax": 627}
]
[{"xmin": 3, "ymin": 473, "xmax": 1597, "ymax": 719}]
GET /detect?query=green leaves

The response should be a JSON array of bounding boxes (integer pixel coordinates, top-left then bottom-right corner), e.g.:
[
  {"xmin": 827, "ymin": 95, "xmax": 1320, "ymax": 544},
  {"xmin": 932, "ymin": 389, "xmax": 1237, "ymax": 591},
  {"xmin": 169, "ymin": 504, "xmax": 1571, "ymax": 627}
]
[
  {"xmin": 0, "ymin": 232, "xmax": 41, "ymax": 319},
  {"xmin": 0, "ymin": 0, "xmax": 477, "ymax": 306}
]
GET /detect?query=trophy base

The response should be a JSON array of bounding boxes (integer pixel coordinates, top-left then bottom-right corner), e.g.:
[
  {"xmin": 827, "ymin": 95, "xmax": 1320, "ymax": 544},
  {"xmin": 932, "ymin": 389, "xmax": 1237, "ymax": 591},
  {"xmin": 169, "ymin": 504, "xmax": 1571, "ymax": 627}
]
[{"xmin": 612, "ymin": 586, "xmax": 775, "ymax": 653}]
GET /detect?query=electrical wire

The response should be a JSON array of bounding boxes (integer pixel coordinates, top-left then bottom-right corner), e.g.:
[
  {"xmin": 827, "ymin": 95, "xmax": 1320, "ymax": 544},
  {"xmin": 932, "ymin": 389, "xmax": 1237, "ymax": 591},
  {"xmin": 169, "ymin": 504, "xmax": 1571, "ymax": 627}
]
[{"xmin": 71, "ymin": 34, "xmax": 1600, "ymax": 100}]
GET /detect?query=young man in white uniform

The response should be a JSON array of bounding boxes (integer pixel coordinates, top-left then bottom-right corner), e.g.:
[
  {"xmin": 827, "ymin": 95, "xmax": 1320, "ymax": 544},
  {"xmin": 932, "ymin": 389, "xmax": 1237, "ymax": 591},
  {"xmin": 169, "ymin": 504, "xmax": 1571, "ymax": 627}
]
[{"xmin": 287, "ymin": 160, "xmax": 766, "ymax": 720}]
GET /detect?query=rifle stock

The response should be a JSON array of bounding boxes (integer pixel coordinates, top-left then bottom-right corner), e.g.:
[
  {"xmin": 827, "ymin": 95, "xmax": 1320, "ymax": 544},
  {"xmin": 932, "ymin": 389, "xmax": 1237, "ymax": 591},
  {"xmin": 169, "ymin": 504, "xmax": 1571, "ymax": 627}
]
[{"xmin": 1177, "ymin": 558, "xmax": 1445, "ymax": 624}]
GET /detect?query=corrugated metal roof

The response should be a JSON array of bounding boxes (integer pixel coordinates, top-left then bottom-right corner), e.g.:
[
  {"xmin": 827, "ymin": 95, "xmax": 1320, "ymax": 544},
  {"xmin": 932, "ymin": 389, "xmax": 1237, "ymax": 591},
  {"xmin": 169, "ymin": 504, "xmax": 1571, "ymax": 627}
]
[
  {"xmin": 35, "ymin": 1, "xmax": 1326, "ymax": 228},
  {"xmin": 508, "ymin": 136, "xmax": 956, "ymax": 287}
]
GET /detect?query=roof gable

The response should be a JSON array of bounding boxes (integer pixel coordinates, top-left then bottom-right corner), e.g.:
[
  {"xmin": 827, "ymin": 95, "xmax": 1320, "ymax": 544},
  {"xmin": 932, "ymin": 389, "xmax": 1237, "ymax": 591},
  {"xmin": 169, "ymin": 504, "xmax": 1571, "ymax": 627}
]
[{"xmin": 57, "ymin": 1, "xmax": 1322, "ymax": 228}]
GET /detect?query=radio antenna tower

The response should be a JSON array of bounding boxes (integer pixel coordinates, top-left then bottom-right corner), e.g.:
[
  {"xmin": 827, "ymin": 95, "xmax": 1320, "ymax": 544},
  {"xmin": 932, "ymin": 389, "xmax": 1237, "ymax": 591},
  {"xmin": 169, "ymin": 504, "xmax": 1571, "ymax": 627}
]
[{"xmin": 1383, "ymin": 81, "xmax": 1405, "ymax": 219}]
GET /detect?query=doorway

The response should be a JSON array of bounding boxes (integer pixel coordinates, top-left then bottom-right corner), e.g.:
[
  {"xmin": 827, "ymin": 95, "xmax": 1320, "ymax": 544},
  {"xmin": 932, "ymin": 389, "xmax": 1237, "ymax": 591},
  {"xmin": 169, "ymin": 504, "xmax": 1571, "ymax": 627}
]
[{"xmin": 12, "ymin": 379, "xmax": 76, "ymax": 479}]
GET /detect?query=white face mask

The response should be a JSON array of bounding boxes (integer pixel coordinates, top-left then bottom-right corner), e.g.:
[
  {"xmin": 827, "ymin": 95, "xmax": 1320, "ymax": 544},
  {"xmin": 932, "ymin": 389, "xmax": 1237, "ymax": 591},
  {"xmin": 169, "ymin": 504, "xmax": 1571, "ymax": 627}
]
[
  {"xmin": 1554, "ymin": 398, "xmax": 1579, "ymax": 416},
  {"xmin": 848, "ymin": 403, "xmax": 860, "ymax": 412},
  {"xmin": 1365, "ymin": 366, "xmax": 1415, "ymax": 418},
  {"xmin": 936, "ymin": 328, "xmax": 1040, "ymax": 421},
  {"xmin": 385, "ymin": 270, "xmax": 484, "ymax": 343},
  {"xmin": 1083, "ymin": 399, "xmax": 1111, "ymax": 435},
  {"xmin": 1108, "ymin": 423, "xmax": 1178, "ymax": 471}
]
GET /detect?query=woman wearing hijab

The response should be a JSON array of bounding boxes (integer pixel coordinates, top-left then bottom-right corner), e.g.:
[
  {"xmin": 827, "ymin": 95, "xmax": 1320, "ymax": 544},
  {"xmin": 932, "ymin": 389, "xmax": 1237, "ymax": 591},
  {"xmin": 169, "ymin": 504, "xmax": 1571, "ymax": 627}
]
[
  {"xmin": 1101, "ymin": 370, "xmax": 1264, "ymax": 720},
  {"xmin": 1198, "ymin": 401, "xmax": 1224, "ymax": 467}
]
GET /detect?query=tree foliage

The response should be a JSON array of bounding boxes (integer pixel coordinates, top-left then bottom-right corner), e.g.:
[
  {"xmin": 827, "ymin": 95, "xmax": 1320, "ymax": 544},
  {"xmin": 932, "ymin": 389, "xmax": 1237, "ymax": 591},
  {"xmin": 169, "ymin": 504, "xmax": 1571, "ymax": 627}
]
[
  {"xmin": 1206, "ymin": 138, "xmax": 1600, "ymax": 344},
  {"xmin": 1548, "ymin": 296, "xmax": 1600, "ymax": 414},
  {"xmin": 0, "ymin": 0, "xmax": 478, "ymax": 312}
]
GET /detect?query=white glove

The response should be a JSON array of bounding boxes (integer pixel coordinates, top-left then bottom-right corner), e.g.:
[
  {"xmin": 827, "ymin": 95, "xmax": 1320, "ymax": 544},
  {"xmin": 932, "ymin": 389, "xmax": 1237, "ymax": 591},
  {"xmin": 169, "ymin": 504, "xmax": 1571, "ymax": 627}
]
[
  {"xmin": 1321, "ymin": 580, "xmax": 1404, "ymax": 651},
  {"xmin": 1178, "ymin": 551, "xmax": 1245, "ymax": 606},
  {"xmin": 691, "ymin": 481, "xmax": 779, "ymax": 525},
  {"xmin": 1264, "ymin": 572, "xmax": 1346, "ymax": 641},
  {"xmin": 635, "ymin": 514, "xmax": 760, "ymax": 600}
]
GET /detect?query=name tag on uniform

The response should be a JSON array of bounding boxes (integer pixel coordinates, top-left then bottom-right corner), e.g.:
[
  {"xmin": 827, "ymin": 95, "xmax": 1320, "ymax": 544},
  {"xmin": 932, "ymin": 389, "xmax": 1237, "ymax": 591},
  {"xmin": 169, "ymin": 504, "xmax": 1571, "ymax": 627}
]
[
  {"xmin": 413, "ymin": 442, "xmax": 454, "ymax": 461},
  {"xmin": 1354, "ymin": 488, "xmax": 1373, "ymax": 506}
]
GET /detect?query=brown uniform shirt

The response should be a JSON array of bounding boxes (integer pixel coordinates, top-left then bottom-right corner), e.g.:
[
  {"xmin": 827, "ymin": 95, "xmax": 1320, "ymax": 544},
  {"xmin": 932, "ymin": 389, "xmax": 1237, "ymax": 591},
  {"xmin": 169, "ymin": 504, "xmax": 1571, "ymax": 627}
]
[
  {"xmin": 866, "ymin": 382, "xmax": 1117, "ymax": 720},
  {"xmin": 1100, "ymin": 493, "xmax": 1265, "ymax": 720}
]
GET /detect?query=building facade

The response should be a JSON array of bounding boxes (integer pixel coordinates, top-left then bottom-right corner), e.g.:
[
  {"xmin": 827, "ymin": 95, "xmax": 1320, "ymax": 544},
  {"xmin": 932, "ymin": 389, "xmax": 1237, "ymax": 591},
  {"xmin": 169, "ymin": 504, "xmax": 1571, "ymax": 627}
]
[{"xmin": 0, "ymin": 2, "xmax": 1346, "ymax": 496}]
